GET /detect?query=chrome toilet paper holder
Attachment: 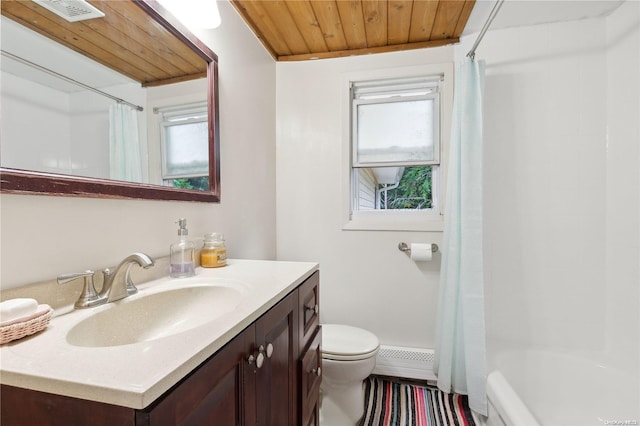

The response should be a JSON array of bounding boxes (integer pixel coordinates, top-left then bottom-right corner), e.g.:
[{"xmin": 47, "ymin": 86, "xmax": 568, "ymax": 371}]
[{"xmin": 398, "ymin": 242, "xmax": 439, "ymax": 255}]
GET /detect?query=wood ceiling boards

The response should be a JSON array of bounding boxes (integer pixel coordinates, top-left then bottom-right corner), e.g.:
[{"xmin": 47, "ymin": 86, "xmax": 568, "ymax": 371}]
[
  {"xmin": 1, "ymin": 0, "xmax": 208, "ymax": 87},
  {"xmin": 231, "ymin": 0, "xmax": 476, "ymax": 61}
]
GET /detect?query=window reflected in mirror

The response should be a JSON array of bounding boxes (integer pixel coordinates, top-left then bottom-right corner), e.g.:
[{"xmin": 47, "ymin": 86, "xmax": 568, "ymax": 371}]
[{"xmin": 158, "ymin": 102, "xmax": 209, "ymax": 191}]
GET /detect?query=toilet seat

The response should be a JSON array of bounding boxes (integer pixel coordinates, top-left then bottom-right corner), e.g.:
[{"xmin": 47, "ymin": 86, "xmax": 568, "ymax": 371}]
[{"xmin": 322, "ymin": 324, "xmax": 380, "ymax": 361}]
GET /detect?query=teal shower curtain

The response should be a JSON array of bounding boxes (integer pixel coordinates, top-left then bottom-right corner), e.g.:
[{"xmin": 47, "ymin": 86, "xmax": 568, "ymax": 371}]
[{"xmin": 434, "ymin": 58, "xmax": 487, "ymax": 416}]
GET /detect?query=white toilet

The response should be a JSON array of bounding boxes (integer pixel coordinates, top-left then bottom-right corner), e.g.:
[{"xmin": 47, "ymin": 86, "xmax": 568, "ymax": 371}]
[{"xmin": 320, "ymin": 324, "xmax": 380, "ymax": 426}]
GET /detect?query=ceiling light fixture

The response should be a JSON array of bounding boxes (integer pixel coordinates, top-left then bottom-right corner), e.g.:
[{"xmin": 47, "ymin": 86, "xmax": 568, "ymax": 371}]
[{"xmin": 157, "ymin": 0, "xmax": 221, "ymax": 29}]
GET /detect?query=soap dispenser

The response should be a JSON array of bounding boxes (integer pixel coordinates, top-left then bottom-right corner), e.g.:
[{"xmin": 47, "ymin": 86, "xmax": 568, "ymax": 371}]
[{"xmin": 170, "ymin": 218, "xmax": 195, "ymax": 278}]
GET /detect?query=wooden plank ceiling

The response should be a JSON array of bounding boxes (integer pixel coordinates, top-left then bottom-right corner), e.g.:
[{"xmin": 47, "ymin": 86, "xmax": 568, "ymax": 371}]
[
  {"xmin": 231, "ymin": 0, "xmax": 476, "ymax": 61},
  {"xmin": 1, "ymin": 0, "xmax": 207, "ymax": 87}
]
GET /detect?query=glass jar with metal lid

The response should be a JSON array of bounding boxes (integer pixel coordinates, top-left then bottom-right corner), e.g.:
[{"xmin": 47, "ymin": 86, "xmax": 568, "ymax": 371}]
[{"xmin": 201, "ymin": 233, "xmax": 227, "ymax": 268}]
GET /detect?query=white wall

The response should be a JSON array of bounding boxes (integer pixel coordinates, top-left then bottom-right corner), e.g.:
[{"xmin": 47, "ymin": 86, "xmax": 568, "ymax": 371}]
[
  {"xmin": 0, "ymin": 1, "xmax": 277, "ymax": 289},
  {"xmin": 68, "ymin": 89, "xmax": 111, "ymax": 179},
  {"xmin": 1, "ymin": 73, "xmax": 72, "ymax": 174},
  {"xmin": 474, "ymin": 2, "xmax": 639, "ymax": 380},
  {"xmin": 276, "ymin": 47, "xmax": 453, "ymax": 349},
  {"xmin": 604, "ymin": 0, "xmax": 640, "ymax": 373},
  {"xmin": 481, "ymin": 16, "xmax": 607, "ymax": 356},
  {"xmin": 1, "ymin": 77, "xmax": 148, "ymax": 180}
]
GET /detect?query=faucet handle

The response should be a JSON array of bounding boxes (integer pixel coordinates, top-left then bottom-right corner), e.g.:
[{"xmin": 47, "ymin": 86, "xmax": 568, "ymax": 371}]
[
  {"xmin": 57, "ymin": 270, "xmax": 101, "ymax": 309},
  {"xmin": 57, "ymin": 270, "xmax": 94, "ymax": 284}
]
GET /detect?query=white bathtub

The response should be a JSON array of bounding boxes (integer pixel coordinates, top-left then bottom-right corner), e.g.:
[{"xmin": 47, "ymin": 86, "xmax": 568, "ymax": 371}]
[{"xmin": 484, "ymin": 350, "xmax": 639, "ymax": 426}]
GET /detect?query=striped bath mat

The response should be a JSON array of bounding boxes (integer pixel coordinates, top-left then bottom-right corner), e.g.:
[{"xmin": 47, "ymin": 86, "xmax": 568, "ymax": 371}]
[{"xmin": 359, "ymin": 376, "xmax": 476, "ymax": 426}]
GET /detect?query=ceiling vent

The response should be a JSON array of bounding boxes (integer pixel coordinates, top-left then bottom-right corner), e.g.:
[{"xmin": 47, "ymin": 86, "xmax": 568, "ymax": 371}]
[{"xmin": 32, "ymin": 0, "xmax": 105, "ymax": 22}]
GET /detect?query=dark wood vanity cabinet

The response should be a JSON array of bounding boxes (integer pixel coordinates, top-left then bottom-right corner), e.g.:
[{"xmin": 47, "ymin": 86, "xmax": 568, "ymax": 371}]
[
  {"xmin": 1, "ymin": 271, "xmax": 320, "ymax": 426},
  {"xmin": 142, "ymin": 271, "xmax": 321, "ymax": 426},
  {"xmin": 254, "ymin": 288, "xmax": 299, "ymax": 425},
  {"xmin": 136, "ymin": 324, "xmax": 256, "ymax": 425},
  {"xmin": 300, "ymin": 329, "xmax": 322, "ymax": 426},
  {"xmin": 298, "ymin": 270, "xmax": 322, "ymax": 426},
  {"xmin": 298, "ymin": 271, "xmax": 320, "ymax": 351},
  {"xmin": 138, "ymin": 291, "xmax": 299, "ymax": 426},
  {"xmin": 0, "ymin": 385, "xmax": 135, "ymax": 426}
]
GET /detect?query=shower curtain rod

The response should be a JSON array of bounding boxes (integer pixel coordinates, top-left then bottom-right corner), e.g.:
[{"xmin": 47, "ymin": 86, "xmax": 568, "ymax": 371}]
[
  {"xmin": 467, "ymin": 0, "xmax": 505, "ymax": 60},
  {"xmin": 1, "ymin": 50, "xmax": 144, "ymax": 112}
]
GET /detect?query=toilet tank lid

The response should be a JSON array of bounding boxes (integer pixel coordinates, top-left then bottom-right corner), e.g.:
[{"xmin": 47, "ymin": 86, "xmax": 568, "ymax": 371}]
[{"xmin": 322, "ymin": 324, "xmax": 379, "ymax": 356}]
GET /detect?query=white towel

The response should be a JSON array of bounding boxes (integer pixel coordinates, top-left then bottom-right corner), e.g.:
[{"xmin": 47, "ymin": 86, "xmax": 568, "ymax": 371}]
[{"xmin": 0, "ymin": 298, "xmax": 38, "ymax": 325}]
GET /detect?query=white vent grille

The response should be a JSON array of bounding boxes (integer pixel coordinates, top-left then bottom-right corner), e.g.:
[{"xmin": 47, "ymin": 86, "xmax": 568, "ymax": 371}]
[
  {"xmin": 32, "ymin": 0, "xmax": 105, "ymax": 22},
  {"xmin": 379, "ymin": 347, "xmax": 435, "ymax": 362},
  {"xmin": 373, "ymin": 345, "xmax": 436, "ymax": 381}
]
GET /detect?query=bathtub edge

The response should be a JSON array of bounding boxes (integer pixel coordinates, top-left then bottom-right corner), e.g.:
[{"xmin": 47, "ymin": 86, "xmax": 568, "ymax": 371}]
[{"xmin": 486, "ymin": 370, "xmax": 540, "ymax": 426}]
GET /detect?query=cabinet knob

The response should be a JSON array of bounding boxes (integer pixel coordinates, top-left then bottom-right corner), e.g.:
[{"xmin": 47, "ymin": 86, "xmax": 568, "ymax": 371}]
[
  {"xmin": 247, "ymin": 351, "xmax": 265, "ymax": 369},
  {"xmin": 311, "ymin": 367, "xmax": 321, "ymax": 377},
  {"xmin": 305, "ymin": 304, "xmax": 319, "ymax": 314},
  {"xmin": 258, "ymin": 343, "xmax": 274, "ymax": 359}
]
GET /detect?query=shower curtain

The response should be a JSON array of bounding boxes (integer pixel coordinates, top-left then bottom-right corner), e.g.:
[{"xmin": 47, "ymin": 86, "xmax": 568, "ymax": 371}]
[
  {"xmin": 109, "ymin": 102, "xmax": 143, "ymax": 182},
  {"xmin": 434, "ymin": 58, "xmax": 487, "ymax": 416}
]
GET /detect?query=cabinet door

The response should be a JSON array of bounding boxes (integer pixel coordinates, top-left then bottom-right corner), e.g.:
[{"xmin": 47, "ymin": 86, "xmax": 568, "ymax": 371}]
[
  {"xmin": 254, "ymin": 290, "xmax": 299, "ymax": 426},
  {"xmin": 300, "ymin": 327, "xmax": 322, "ymax": 426},
  {"xmin": 137, "ymin": 325, "xmax": 256, "ymax": 426},
  {"xmin": 0, "ymin": 385, "xmax": 135, "ymax": 426}
]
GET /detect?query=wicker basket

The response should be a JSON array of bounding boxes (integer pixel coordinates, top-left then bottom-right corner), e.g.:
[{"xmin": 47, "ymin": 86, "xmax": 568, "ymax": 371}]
[{"xmin": 0, "ymin": 308, "xmax": 53, "ymax": 345}]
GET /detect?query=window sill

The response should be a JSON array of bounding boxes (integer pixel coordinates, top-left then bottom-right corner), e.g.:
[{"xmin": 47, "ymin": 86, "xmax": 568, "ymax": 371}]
[{"xmin": 343, "ymin": 211, "xmax": 444, "ymax": 232}]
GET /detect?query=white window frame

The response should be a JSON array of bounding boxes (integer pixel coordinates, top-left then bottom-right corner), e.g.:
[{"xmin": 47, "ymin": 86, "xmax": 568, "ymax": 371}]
[{"xmin": 341, "ymin": 63, "xmax": 453, "ymax": 232}]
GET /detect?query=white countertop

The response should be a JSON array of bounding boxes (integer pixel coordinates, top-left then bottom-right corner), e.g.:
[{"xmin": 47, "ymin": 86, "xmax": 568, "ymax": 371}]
[{"xmin": 0, "ymin": 259, "xmax": 318, "ymax": 409}]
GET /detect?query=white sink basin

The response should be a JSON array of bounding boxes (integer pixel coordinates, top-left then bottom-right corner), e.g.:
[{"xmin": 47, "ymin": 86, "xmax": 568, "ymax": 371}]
[{"xmin": 66, "ymin": 284, "xmax": 246, "ymax": 347}]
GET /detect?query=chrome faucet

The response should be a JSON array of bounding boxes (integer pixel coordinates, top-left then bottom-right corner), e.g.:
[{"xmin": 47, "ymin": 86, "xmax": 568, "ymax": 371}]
[
  {"xmin": 101, "ymin": 253, "xmax": 155, "ymax": 303},
  {"xmin": 58, "ymin": 252, "xmax": 155, "ymax": 308}
]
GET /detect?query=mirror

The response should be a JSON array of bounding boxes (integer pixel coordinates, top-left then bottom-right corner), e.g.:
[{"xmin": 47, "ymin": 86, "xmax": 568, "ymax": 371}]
[{"xmin": 0, "ymin": 0, "xmax": 220, "ymax": 202}]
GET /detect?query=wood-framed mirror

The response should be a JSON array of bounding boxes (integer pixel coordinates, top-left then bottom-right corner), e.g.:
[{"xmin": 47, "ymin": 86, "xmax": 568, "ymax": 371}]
[{"xmin": 0, "ymin": 0, "xmax": 220, "ymax": 202}]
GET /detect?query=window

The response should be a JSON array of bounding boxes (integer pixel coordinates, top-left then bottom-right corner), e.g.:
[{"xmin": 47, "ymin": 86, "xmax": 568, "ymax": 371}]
[
  {"xmin": 158, "ymin": 102, "xmax": 209, "ymax": 191},
  {"xmin": 349, "ymin": 75, "xmax": 443, "ymax": 229}
]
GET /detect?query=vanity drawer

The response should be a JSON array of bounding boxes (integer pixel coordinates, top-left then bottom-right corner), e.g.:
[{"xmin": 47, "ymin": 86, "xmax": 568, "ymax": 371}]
[
  {"xmin": 298, "ymin": 271, "xmax": 320, "ymax": 351},
  {"xmin": 300, "ymin": 327, "xmax": 322, "ymax": 426}
]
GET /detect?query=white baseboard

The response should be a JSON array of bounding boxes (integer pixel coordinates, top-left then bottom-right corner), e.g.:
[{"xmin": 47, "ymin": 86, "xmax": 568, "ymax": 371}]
[{"xmin": 372, "ymin": 345, "xmax": 437, "ymax": 381}]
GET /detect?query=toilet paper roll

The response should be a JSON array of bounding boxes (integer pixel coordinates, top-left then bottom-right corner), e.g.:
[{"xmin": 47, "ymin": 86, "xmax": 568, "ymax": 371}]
[{"xmin": 410, "ymin": 243, "xmax": 433, "ymax": 262}]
